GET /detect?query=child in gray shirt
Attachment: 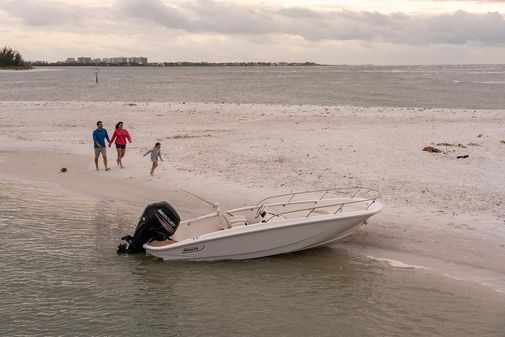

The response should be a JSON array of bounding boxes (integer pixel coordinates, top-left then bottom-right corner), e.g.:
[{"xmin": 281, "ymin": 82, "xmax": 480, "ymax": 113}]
[{"xmin": 144, "ymin": 142, "xmax": 163, "ymax": 175}]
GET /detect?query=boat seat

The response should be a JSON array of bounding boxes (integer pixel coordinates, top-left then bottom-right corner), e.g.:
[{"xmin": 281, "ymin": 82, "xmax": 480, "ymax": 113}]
[
  {"xmin": 215, "ymin": 203, "xmax": 247, "ymax": 229},
  {"xmin": 228, "ymin": 214, "xmax": 248, "ymax": 228}
]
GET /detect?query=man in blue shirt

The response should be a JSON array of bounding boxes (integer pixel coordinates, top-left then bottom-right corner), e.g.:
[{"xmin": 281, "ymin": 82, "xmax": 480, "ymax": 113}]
[{"xmin": 93, "ymin": 121, "xmax": 110, "ymax": 171}]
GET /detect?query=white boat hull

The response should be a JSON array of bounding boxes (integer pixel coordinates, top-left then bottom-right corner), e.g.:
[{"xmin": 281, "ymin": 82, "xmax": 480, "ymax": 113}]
[{"xmin": 145, "ymin": 204, "xmax": 381, "ymax": 261}]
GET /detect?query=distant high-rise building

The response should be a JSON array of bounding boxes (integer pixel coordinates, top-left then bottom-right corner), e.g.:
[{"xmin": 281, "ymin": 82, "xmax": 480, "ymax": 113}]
[
  {"xmin": 128, "ymin": 57, "xmax": 148, "ymax": 65},
  {"xmin": 110, "ymin": 57, "xmax": 128, "ymax": 64},
  {"xmin": 68, "ymin": 56, "xmax": 148, "ymax": 65},
  {"xmin": 77, "ymin": 57, "xmax": 91, "ymax": 64}
]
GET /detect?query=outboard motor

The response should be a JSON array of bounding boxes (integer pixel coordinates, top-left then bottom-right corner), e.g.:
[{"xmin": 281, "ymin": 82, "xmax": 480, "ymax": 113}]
[{"xmin": 117, "ymin": 201, "xmax": 180, "ymax": 254}]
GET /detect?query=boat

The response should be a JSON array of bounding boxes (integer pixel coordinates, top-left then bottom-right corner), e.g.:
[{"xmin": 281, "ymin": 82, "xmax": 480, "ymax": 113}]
[{"xmin": 117, "ymin": 187, "xmax": 382, "ymax": 261}]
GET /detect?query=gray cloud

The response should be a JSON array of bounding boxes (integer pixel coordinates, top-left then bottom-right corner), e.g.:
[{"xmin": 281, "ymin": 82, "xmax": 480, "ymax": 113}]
[
  {"xmin": 423, "ymin": 10, "xmax": 505, "ymax": 44},
  {"xmin": 115, "ymin": 0, "xmax": 192, "ymax": 30},
  {"xmin": 1, "ymin": 0, "xmax": 505, "ymax": 45},
  {"xmin": 1, "ymin": 0, "xmax": 84, "ymax": 26},
  {"xmin": 116, "ymin": 0, "xmax": 505, "ymax": 45},
  {"xmin": 116, "ymin": 0, "xmax": 278, "ymax": 35}
]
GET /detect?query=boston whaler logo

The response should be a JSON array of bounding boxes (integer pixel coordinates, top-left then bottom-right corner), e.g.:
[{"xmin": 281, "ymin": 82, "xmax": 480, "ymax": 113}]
[{"xmin": 182, "ymin": 245, "xmax": 205, "ymax": 254}]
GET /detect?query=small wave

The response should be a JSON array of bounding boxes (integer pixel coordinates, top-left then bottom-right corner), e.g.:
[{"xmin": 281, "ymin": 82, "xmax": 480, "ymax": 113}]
[
  {"xmin": 474, "ymin": 81, "xmax": 505, "ymax": 84},
  {"xmin": 367, "ymin": 256, "xmax": 427, "ymax": 269},
  {"xmin": 444, "ymin": 273, "xmax": 464, "ymax": 281},
  {"xmin": 445, "ymin": 274, "xmax": 505, "ymax": 294},
  {"xmin": 452, "ymin": 80, "xmax": 505, "ymax": 84},
  {"xmin": 33, "ymin": 68, "xmax": 62, "ymax": 72},
  {"xmin": 465, "ymin": 71, "xmax": 505, "ymax": 74}
]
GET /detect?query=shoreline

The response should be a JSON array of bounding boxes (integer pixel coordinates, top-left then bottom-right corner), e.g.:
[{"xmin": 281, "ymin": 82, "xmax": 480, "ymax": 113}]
[
  {"xmin": 0, "ymin": 65, "xmax": 33, "ymax": 70},
  {"xmin": 1, "ymin": 100, "xmax": 504, "ymax": 292}
]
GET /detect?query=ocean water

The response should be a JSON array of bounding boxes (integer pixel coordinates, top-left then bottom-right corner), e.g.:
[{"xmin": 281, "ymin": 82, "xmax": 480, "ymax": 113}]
[
  {"xmin": 1, "ymin": 64, "xmax": 505, "ymax": 108},
  {"xmin": 1, "ymin": 180, "xmax": 504, "ymax": 337}
]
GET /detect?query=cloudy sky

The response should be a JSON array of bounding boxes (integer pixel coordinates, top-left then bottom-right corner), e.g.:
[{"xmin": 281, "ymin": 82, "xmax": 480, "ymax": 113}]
[{"xmin": 1, "ymin": 0, "xmax": 505, "ymax": 64}]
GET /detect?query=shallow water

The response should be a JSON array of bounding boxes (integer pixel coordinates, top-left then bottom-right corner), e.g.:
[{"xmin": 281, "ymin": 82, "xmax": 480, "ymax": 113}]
[
  {"xmin": 1, "ymin": 65, "xmax": 505, "ymax": 108},
  {"xmin": 1, "ymin": 180, "xmax": 505, "ymax": 337}
]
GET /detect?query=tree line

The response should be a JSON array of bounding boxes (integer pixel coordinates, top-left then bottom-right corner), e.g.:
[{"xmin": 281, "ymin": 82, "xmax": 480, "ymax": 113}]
[{"xmin": 0, "ymin": 47, "xmax": 25, "ymax": 67}]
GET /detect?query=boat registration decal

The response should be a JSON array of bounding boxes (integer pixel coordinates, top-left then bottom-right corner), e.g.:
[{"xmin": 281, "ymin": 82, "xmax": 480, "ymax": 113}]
[{"xmin": 182, "ymin": 245, "xmax": 205, "ymax": 254}]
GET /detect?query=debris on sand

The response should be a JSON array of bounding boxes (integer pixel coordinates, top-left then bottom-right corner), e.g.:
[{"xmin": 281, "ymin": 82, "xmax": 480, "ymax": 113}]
[
  {"xmin": 436, "ymin": 142, "xmax": 466, "ymax": 148},
  {"xmin": 422, "ymin": 146, "xmax": 441, "ymax": 153},
  {"xmin": 60, "ymin": 167, "xmax": 68, "ymax": 173},
  {"xmin": 456, "ymin": 155, "xmax": 469, "ymax": 159}
]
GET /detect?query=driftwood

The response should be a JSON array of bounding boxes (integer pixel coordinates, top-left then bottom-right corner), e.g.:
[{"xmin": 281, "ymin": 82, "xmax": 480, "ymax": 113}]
[{"xmin": 422, "ymin": 146, "xmax": 441, "ymax": 153}]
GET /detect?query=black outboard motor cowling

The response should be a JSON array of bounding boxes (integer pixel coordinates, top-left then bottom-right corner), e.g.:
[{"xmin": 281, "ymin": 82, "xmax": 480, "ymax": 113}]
[{"xmin": 117, "ymin": 201, "xmax": 180, "ymax": 254}]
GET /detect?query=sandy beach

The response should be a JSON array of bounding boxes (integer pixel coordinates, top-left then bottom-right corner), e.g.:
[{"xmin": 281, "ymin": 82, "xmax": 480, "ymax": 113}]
[{"xmin": 1, "ymin": 101, "xmax": 504, "ymax": 292}]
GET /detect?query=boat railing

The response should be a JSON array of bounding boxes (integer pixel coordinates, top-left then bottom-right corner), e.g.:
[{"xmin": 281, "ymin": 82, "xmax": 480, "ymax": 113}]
[
  {"xmin": 259, "ymin": 198, "xmax": 378, "ymax": 222},
  {"xmin": 183, "ymin": 187, "xmax": 380, "ymax": 227},
  {"xmin": 256, "ymin": 187, "xmax": 381, "ymax": 206},
  {"xmin": 252, "ymin": 187, "xmax": 381, "ymax": 222}
]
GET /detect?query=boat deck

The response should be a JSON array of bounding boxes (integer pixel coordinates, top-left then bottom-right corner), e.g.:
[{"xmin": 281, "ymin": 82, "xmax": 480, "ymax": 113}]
[{"xmin": 146, "ymin": 239, "xmax": 177, "ymax": 247}]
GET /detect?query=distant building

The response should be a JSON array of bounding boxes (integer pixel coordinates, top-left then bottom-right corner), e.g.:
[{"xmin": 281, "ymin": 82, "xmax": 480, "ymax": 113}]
[
  {"xmin": 128, "ymin": 57, "xmax": 148, "ymax": 65},
  {"xmin": 77, "ymin": 57, "xmax": 91, "ymax": 64},
  {"xmin": 110, "ymin": 57, "xmax": 128, "ymax": 64},
  {"xmin": 65, "ymin": 56, "xmax": 148, "ymax": 65}
]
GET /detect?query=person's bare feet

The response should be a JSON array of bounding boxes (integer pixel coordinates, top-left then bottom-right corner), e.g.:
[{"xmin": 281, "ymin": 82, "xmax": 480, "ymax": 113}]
[
  {"xmin": 105, "ymin": 168, "xmax": 110, "ymax": 171},
  {"xmin": 96, "ymin": 167, "xmax": 99, "ymax": 171}
]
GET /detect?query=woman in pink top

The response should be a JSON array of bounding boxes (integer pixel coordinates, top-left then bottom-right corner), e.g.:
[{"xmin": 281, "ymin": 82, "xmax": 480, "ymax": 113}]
[{"xmin": 108, "ymin": 121, "xmax": 132, "ymax": 168}]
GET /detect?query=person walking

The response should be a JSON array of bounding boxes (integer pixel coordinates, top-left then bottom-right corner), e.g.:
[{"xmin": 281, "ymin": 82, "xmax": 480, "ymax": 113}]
[
  {"xmin": 92, "ymin": 121, "xmax": 110, "ymax": 171},
  {"xmin": 108, "ymin": 121, "xmax": 132, "ymax": 168},
  {"xmin": 144, "ymin": 142, "xmax": 163, "ymax": 176}
]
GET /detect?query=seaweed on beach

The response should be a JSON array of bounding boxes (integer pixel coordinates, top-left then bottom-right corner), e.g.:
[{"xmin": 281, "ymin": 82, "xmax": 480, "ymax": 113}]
[
  {"xmin": 436, "ymin": 142, "xmax": 467, "ymax": 148},
  {"xmin": 167, "ymin": 134, "xmax": 212, "ymax": 139}
]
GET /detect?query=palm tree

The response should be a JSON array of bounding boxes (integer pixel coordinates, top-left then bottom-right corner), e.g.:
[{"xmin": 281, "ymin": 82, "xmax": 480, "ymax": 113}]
[{"xmin": 0, "ymin": 47, "xmax": 25, "ymax": 66}]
